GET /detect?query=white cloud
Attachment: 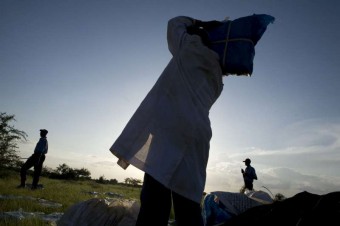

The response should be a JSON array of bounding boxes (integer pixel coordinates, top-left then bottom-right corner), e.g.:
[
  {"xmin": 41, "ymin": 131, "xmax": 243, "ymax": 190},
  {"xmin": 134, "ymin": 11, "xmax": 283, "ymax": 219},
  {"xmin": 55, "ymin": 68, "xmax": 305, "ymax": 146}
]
[
  {"xmin": 206, "ymin": 117, "xmax": 340, "ymax": 197},
  {"xmin": 274, "ymin": 117, "xmax": 340, "ymax": 148}
]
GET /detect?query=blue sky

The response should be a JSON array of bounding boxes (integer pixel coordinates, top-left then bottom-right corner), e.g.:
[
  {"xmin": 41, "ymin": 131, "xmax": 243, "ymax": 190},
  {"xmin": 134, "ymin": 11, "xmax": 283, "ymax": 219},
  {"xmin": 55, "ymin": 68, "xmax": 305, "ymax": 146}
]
[{"xmin": 1, "ymin": 0, "xmax": 340, "ymax": 198}]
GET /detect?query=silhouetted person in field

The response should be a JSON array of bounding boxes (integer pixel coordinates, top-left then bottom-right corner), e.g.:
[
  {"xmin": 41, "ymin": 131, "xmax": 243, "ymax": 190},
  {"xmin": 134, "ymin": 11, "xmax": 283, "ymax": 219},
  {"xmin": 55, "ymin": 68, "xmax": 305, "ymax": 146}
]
[
  {"xmin": 110, "ymin": 15, "xmax": 274, "ymax": 226},
  {"xmin": 18, "ymin": 129, "xmax": 48, "ymax": 189},
  {"xmin": 241, "ymin": 158, "xmax": 257, "ymax": 191}
]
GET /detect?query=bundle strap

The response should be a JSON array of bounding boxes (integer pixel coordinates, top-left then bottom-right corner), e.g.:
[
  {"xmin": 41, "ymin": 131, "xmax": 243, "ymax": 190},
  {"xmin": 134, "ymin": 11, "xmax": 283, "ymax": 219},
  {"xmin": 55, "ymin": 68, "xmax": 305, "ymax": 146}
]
[{"xmin": 222, "ymin": 22, "xmax": 232, "ymax": 70}]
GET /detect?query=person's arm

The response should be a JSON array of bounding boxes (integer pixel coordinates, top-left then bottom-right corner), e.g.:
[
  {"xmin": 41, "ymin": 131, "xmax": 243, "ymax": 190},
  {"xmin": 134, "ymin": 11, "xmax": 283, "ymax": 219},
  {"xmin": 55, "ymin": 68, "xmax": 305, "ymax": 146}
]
[
  {"xmin": 44, "ymin": 140, "xmax": 48, "ymax": 154},
  {"xmin": 253, "ymin": 168, "xmax": 258, "ymax": 180},
  {"xmin": 247, "ymin": 167, "xmax": 257, "ymax": 180},
  {"xmin": 167, "ymin": 16, "xmax": 196, "ymax": 56}
]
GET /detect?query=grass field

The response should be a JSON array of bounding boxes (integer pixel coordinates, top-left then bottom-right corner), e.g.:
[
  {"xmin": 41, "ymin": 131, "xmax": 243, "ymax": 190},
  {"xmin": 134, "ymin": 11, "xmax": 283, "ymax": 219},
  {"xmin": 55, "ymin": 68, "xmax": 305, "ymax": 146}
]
[{"xmin": 0, "ymin": 168, "xmax": 141, "ymax": 226}]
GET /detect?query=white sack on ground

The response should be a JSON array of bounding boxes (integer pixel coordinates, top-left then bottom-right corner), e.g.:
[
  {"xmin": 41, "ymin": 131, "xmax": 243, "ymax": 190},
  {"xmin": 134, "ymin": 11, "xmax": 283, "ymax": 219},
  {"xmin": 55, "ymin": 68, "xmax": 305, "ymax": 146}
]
[{"xmin": 57, "ymin": 198, "xmax": 139, "ymax": 226}]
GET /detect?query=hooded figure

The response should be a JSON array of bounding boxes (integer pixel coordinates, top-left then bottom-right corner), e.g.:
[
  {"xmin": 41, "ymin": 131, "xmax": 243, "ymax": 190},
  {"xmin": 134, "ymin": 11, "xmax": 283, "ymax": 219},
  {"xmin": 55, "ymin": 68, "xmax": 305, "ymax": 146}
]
[{"xmin": 110, "ymin": 15, "xmax": 274, "ymax": 226}]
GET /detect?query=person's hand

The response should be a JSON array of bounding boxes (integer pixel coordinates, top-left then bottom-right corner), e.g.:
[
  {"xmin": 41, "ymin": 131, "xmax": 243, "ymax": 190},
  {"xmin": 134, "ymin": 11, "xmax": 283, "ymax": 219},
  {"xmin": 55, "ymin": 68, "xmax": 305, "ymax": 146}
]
[
  {"xmin": 187, "ymin": 25, "xmax": 203, "ymax": 35},
  {"xmin": 188, "ymin": 19, "xmax": 223, "ymax": 46},
  {"xmin": 187, "ymin": 25, "xmax": 209, "ymax": 46}
]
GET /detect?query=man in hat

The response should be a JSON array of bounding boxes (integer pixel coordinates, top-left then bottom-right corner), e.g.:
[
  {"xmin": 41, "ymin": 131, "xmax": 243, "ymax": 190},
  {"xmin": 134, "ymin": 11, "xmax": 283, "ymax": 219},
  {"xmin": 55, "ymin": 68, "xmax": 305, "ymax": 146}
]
[
  {"xmin": 241, "ymin": 158, "xmax": 257, "ymax": 191},
  {"xmin": 18, "ymin": 129, "xmax": 48, "ymax": 189}
]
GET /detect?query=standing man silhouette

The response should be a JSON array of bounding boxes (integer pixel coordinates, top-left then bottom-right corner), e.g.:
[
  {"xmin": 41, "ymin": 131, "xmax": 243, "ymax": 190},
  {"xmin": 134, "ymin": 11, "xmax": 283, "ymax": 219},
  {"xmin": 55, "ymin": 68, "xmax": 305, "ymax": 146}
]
[
  {"xmin": 18, "ymin": 129, "xmax": 48, "ymax": 189},
  {"xmin": 241, "ymin": 158, "xmax": 257, "ymax": 191},
  {"xmin": 110, "ymin": 14, "xmax": 274, "ymax": 226}
]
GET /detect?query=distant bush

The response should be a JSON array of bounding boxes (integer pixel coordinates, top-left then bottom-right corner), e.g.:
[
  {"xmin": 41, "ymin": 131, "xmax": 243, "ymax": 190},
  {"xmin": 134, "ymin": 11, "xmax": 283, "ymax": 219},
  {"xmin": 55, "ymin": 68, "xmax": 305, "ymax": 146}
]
[
  {"xmin": 124, "ymin": 177, "xmax": 142, "ymax": 187},
  {"xmin": 48, "ymin": 163, "xmax": 91, "ymax": 180},
  {"xmin": 274, "ymin": 193, "xmax": 286, "ymax": 201},
  {"xmin": 95, "ymin": 175, "xmax": 118, "ymax": 185}
]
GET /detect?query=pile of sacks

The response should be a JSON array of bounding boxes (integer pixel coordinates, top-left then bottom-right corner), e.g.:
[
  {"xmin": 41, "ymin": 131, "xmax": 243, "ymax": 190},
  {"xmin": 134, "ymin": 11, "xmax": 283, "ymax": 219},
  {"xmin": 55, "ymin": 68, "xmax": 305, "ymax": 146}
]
[
  {"xmin": 57, "ymin": 190, "xmax": 272, "ymax": 226},
  {"xmin": 57, "ymin": 198, "xmax": 140, "ymax": 226},
  {"xmin": 56, "ymin": 190, "xmax": 340, "ymax": 226}
]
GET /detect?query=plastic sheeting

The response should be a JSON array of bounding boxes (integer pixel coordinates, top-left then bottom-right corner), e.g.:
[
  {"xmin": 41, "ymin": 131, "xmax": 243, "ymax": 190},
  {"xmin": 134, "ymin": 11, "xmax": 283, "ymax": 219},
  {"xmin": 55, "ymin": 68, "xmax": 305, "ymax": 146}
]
[
  {"xmin": 244, "ymin": 189, "xmax": 274, "ymax": 204},
  {"xmin": 0, "ymin": 191, "xmax": 130, "ymax": 225},
  {"xmin": 0, "ymin": 194, "xmax": 63, "ymax": 224},
  {"xmin": 57, "ymin": 198, "xmax": 140, "ymax": 226},
  {"xmin": 1, "ymin": 209, "xmax": 63, "ymax": 224},
  {"xmin": 202, "ymin": 194, "xmax": 234, "ymax": 226}
]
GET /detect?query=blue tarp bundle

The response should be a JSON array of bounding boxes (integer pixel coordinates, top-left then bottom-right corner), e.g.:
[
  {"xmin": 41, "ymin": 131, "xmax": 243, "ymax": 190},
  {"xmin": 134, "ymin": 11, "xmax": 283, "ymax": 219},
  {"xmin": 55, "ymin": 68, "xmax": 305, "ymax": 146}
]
[
  {"xmin": 191, "ymin": 14, "xmax": 275, "ymax": 76},
  {"xmin": 202, "ymin": 194, "xmax": 234, "ymax": 226}
]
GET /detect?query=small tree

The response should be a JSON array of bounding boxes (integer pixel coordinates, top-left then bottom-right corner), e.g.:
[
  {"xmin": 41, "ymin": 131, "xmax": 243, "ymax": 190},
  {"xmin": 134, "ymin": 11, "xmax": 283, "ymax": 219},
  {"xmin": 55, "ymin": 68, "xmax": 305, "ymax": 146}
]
[
  {"xmin": 49, "ymin": 163, "xmax": 91, "ymax": 180},
  {"xmin": 124, "ymin": 177, "xmax": 142, "ymax": 187},
  {"xmin": 74, "ymin": 168, "xmax": 91, "ymax": 180},
  {"xmin": 56, "ymin": 163, "xmax": 71, "ymax": 176},
  {"xmin": 124, "ymin": 177, "xmax": 131, "ymax": 185},
  {"xmin": 53, "ymin": 163, "xmax": 74, "ymax": 179},
  {"xmin": 109, "ymin": 178, "xmax": 118, "ymax": 185},
  {"xmin": 97, "ymin": 175, "xmax": 108, "ymax": 184},
  {"xmin": 130, "ymin": 178, "xmax": 142, "ymax": 186},
  {"xmin": 274, "ymin": 193, "xmax": 286, "ymax": 201},
  {"xmin": 41, "ymin": 166, "xmax": 54, "ymax": 177},
  {"xmin": 0, "ymin": 112, "xmax": 27, "ymax": 169}
]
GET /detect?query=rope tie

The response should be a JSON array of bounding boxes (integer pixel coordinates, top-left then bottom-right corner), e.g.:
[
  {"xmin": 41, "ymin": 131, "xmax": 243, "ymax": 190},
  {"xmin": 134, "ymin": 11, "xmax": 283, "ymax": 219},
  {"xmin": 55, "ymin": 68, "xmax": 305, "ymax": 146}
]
[
  {"xmin": 212, "ymin": 21, "xmax": 254, "ymax": 72},
  {"xmin": 222, "ymin": 22, "xmax": 232, "ymax": 69}
]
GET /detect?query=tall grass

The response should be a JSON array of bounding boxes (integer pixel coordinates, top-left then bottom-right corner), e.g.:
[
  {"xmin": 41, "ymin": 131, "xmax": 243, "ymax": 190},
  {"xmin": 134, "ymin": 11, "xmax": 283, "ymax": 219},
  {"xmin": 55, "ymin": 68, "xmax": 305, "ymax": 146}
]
[{"xmin": 0, "ymin": 168, "xmax": 141, "ymax": 225}]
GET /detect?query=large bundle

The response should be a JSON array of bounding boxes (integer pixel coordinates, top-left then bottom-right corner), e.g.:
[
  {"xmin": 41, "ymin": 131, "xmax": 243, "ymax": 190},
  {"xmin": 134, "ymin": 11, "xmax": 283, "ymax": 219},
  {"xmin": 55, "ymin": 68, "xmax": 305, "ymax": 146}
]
[
  {"xmin": 57, "ymin": 198, "xmax": 139, "ymax": 226},
  {"xmin": 189, "ymin": 14, "xmax": 275, "ymax": 76}
]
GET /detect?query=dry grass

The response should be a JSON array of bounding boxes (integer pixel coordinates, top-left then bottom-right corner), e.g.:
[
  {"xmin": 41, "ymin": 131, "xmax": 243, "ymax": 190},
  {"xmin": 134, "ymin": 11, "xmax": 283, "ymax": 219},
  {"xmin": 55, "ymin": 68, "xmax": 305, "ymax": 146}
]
[{"xmin": 0, "ymin": 168, "xmax": 141, "ymax": 226}]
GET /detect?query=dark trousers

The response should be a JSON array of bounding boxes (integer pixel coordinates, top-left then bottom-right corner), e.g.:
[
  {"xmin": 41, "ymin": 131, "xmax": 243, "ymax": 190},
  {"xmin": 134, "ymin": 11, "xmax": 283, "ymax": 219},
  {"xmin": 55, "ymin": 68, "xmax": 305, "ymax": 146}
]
[
  {"xmin": 20, "ymin": 153, "xmax": 45, "ymax": 187},
  {"xmin": 244, "ymin": 181, "xmax": 253, "ymax": 190},
  {"xmin": 136, "ymin": 173, "xmax": 203, "ymax": 226}
]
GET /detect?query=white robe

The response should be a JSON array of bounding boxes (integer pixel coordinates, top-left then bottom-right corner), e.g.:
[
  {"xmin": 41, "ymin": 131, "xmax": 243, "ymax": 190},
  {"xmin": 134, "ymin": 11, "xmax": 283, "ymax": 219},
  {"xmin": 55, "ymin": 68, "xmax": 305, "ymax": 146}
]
[{"xmin": 110, "ymin": 16, "xmax": 223, "ymax": 203}]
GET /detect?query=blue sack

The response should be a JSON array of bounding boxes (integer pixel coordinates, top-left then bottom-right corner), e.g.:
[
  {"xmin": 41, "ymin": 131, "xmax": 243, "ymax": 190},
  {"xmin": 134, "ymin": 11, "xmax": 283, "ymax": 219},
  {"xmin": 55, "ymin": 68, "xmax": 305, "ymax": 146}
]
[
  {"xmin": 191, "ymin": 14, "xmax": 275, "ymax": 76},
  {"xmin": 202, "ymin": 194, "xmax": 234, "ymax": 226}
]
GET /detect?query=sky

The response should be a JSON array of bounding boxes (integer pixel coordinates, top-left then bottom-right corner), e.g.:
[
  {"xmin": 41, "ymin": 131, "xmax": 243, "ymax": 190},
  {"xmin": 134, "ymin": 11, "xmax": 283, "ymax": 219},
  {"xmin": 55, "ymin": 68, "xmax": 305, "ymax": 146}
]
[{"xmin": 1, "ymin": 0, "xmax": 340, "ymax": 198}]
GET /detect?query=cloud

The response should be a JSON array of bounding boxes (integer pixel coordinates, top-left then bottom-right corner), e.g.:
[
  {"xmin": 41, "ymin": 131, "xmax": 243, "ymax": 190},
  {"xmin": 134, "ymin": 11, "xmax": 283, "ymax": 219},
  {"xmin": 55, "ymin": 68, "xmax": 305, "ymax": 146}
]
[
  {"xmin": 275, "ymin": 117, "xmax": 340, "ymax": 148},
  {"xmin": 206, "ymin": 117, "xmax": 340, "ymax": 197},
  {"xmin": 258, "ymin": 167, "xmax": 340, "ymax": 197}
]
